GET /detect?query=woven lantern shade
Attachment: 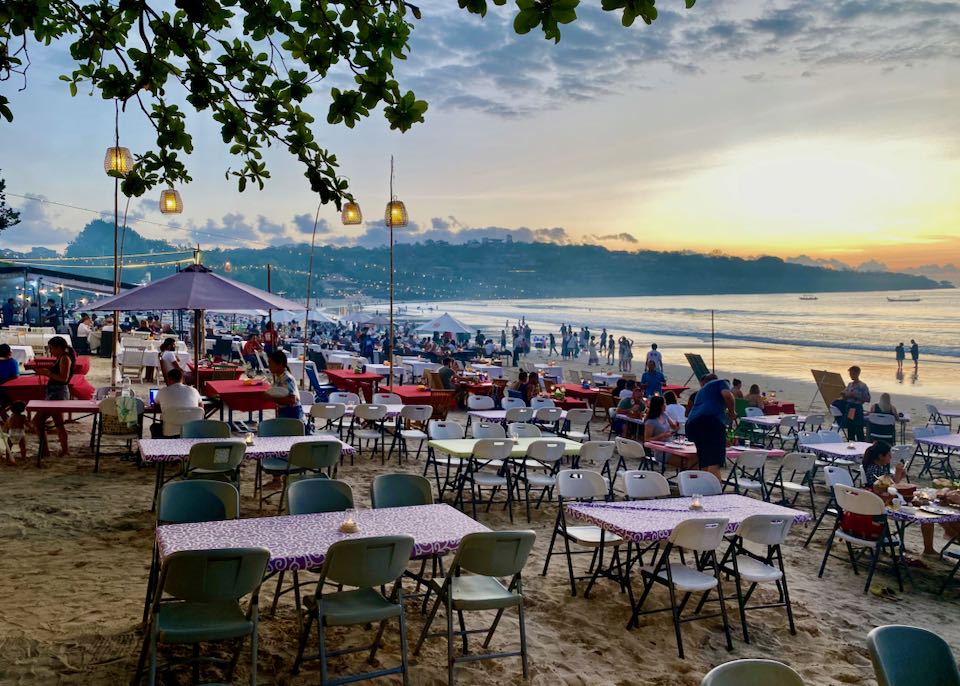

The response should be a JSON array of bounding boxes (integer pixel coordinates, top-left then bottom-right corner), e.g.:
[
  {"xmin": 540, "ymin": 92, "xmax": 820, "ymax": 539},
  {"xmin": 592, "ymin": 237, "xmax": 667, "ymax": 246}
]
[
  {"xmin": 223, "ymin": 260, "xmax": 232, "ymax": 273},
  {"xmin": 384, "ymin": 200, "xmax": 408, "ymax": 227},
  {"xmin": 341, "ymin": 202, "xmax": 363, "ymax": 225},
  {"xmin": 103, "ymin": 147, "xmax": 134, "ymax": 176},
  {"xmin": 159, "ymin": 188, "xmax": 183, "ymax": 214}
]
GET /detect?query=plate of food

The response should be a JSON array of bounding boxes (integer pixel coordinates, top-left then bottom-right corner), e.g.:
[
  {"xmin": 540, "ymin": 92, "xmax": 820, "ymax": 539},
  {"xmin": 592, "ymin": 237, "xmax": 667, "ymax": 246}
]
[{"xmin": 920, "ymin": 504, "xmax": 958, "ymax": 516}]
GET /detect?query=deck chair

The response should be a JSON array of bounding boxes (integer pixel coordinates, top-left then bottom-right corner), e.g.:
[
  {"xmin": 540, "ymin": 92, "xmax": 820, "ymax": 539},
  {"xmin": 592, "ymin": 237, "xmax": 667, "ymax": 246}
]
[
  {"xmin": 95, "ymin": 396, "xmax": 144, "ymax": 472},
  {"xmin": 415, "ymin": 530, "xmax": 536, "ymax": 686}
]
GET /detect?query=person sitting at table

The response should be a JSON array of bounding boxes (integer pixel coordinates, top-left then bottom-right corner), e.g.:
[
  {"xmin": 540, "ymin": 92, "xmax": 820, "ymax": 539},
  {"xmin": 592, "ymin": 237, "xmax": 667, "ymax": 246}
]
[
  {"xmin": 151, "ymin": 368, "xmax": 203, "ymax": 438},
  {"xmin": 75, "ymin": 315, "xmax": 92, "ymax": 354},
  {"xmin": 508, "ymin": 371, "xmax": 527, "ymax": 399},
  {"xmin": 615, "ymin": 387, "xmax": 647, "ymax": 437},
  {"xmin": 265, "ymin": 350, "xmax": 303, "ymax": 421},
  {"xmin": 437, "ymin": 357, "xmax": 459, "ymax": 390},
  {"xmin": 242, "ymin": 334, "xmax": 264, "ymax": 369},
  {"xmin": 34, "ymin": 336, "xmax": 75, "ymax": 457},
  {"xmin": 158, "ymin": 338, "xmax": 183, "ymax": 384},
  {"xmin": 261, "ymin": 321, "xmax": 279, "ymax": 354},
  {"xmin": 522, "ymin": 372, "xmax": 541, "ymax": 404},
  {"xmin": 745, "ymin": 384, "xmax": 766, "ymax": 408},
  {"xmin": 640, "ymin": 359, "xmax": 666, "ymax": 397},
  {"xmin": 871, "ymin": 392, "xmax": 898, "ymax": 417},
  {"xmin": 644, "ymin": 395, "xmax": 677, "ymax": 443},
  {"xmin": 731, "ymin": 378, "xmax": 744, "ymax": 399},
  {"xmin": 483, "ymin": 338, "xmax": 495, "ymax": 357},
  {"xmin": 663, "ymin": 390, "xmax": 687, "ymax": 427}
]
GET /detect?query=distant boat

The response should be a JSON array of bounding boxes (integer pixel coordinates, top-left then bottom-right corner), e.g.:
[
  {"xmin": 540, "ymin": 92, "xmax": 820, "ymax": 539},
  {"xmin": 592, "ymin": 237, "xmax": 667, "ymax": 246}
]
[
  {"xmin": 887, "ymin": 297, "xmax": 922, "ymax": 302},
  {"xmin": 799, "ymin": 295, "xmax": 818, "ymax": 300}
]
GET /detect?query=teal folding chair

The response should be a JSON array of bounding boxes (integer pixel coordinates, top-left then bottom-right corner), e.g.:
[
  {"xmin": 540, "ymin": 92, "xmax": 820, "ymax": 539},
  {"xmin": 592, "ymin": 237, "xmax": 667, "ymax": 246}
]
[
  {"xmin": 370, "ymin": 473, "xmax": 433, "ymax": 509},
  {"xmin": 269, "ymin": 479, "xmax": 354, "ymax": 624},
  {"xmin": 181, "ymin": 419, "xmax": 231, "ymax": 438},
  {"xmin": 271, "ymin": 439, "xmax": 343, "ymax": 514},
  {"xmin": 254, "ymin": 417, "xmax": 305, "ymax": 506},
  {"xmin": 143, "ymin": 481, "xmax": 239, "ymax": 622},
  {"xmin": 415, "ymin": 530, "xmax": 536, "ymax": 685},
  {"xmin": 133, "ymin": 546, "xmax": 270, "ymax": 686},
  {"xmin": 867, "ymin": 625, "xmax": 960, "ymax": 686},
  {"xmin": 292, "ymin": 535, "xmax": 415, "ymax": 686},
  {"xmin": 183, "ymin": 441, "xmax": 246, "ymax": 488}
]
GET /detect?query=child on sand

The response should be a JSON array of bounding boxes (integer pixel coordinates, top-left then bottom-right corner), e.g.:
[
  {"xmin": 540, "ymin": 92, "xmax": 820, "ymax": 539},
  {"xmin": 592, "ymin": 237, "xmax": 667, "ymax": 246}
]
[{"xmin": 2, "ymin": 401, "xmax": 28, "ymax": 465}]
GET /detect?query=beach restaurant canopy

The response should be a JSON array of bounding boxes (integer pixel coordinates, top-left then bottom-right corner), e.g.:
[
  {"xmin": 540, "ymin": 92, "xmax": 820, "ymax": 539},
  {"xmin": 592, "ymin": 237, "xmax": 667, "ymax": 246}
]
[
  {"xmin": 415, "ymin": 312, "xmax": 472, "ymax": 336},
  {"xmin": 91, "ymin": 264, "xmax": 303, "ymax": 370},
  {"xmin": 342, "ymin": 311, "xmax": 389, "ymax": 326},
  {"xmin": 270, "ymin": 308, "xmax": 337, "ymax": 325}
]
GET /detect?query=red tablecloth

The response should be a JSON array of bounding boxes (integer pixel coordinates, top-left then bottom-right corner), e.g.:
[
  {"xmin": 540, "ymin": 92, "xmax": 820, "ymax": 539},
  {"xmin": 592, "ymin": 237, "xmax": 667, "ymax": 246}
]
[
  {"xmin": 188, "ymin": 363, "xmax": 245, "ymax": 387},
  {"xmin": 556, "ymin": 398, "xmax": 589, "ymax": 410},
  {"xmin": 1, "ymin": 375, "xmax": 94, "ymax": 402},
  {"xmin": 326, "ymin": 369, "xmax": 384, "ymax": 393},
  {"xmin": 25, "ymin": 356, "xmax": 92, "ymax": 375},
  {"xmin": 662, "ymin": 384, "xmax": 688, "ymax": 396},
  {"xmin": 204, "ymin": 379, "xmax": 276, "ymax": 412},
  {"xmin": 560, "ymin": 384, "xmax": 600, "ymax": 402},
  {"xmin": 380, "ymin": 384, "xmax": 433, "ymax": 404},
  {"xmin": 763, "ymin": 402, "xmax": 796, "ymax": 415},
  {"xmin": 464, "ymin": 382, "xmax": 494, "ymax": 396}
]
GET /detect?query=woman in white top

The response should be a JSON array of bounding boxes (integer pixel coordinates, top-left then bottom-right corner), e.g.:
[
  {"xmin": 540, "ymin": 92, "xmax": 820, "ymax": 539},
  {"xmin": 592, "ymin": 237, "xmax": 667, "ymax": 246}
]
[{"xmin": 663, "ymin": 390, "xmax": 687, "ymax": 426}]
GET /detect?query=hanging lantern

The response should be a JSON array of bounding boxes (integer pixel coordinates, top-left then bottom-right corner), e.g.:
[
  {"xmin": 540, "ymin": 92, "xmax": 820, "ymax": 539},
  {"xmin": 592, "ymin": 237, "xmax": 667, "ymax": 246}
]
[
  {"xmin": 223, "ymin": 260, "xmax": 232, "ymax": 273},
  {"xmin": 384, "ymin": 199, "xmax": 408, "ymax": 227},
  {"xmin": 341, "ymin": 202, "xmax": 363, "ymax": 225},
  {"xmin": 159, "ymin": 188, "xmax": 183, "ymax": 214},
  {"xmin": 103, "ymin": 147, "xmax": 133, "ymax": 176}
]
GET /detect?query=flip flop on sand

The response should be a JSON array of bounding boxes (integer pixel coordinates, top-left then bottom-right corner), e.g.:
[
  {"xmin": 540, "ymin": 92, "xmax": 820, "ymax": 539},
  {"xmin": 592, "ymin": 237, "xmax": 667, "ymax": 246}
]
[{"xmin": 870, "ymin": 585, "xmax": 901, "ymax": 601}]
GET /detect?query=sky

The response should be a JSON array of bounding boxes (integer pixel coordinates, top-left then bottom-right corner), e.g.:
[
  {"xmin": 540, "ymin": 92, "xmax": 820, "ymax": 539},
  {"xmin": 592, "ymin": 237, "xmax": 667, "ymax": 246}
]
[{"xmin": 1, "ymin": 0, "xmax": 958, "ymax": 275}]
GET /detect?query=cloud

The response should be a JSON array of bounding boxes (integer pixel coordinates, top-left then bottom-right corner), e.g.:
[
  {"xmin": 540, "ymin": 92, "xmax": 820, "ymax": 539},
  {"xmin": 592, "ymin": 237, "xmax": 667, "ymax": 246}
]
[
  {"xmin": 336, "ymin": 220, "xmax": 576, "ymax": 248},
  {"xmin": 591, "ymin": 232, "xmax": 639, "ymax": 244},
  {"xmin": 785, "ymin": 254, "xmax": 854, "ymax": 270},
  {"xmin": 742, "ymin": 72, "xmax": 766, "ymax": 82},
  {"xmin": 184, "ymin": 212, "xmax": 331, "ymax": 247},
  {"xmin": 397, "ymin": 1, "xmax": 960, "ymax": 118},
  {"xmin": 857, "ymin": 259, "xmax": 888, "ymax": 272},
  {"xmin": 2, "ymin": 194, "xmax": 77, "ymax": 251}
]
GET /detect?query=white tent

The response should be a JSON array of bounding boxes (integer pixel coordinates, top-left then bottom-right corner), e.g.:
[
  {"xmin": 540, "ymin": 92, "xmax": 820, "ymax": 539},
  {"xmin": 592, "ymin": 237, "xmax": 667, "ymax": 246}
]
[
  {"xmin": 341, "ymin": 311, "xmax": 371, "ymax": 324},
  {"xmin": 415, "ymin": 312, "xmax": 472, "ymax": 335}
]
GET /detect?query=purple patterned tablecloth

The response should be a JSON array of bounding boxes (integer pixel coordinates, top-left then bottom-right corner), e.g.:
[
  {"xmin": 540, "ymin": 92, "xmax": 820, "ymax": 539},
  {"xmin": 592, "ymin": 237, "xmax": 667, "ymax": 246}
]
[
  {"xmin": 139, "ymin": 436, "xmax": 354, "ymax": 464},
  {"xmin": 157, "ymin": 503, "xmax": 490, "ymax": 573},
  {"xmin": 888, "ymin": 506, "xmax": 960, "ymax": 527},
  {"xmin": 567, "ymin": 494, "xmax": 811, "ymax": 543}
]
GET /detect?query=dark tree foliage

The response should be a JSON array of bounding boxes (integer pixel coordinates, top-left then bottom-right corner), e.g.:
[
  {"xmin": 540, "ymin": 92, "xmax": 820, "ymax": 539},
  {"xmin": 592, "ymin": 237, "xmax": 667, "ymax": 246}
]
[{"xmin": 0, "ymin": 170, "xmax": 20, "ymax": 233}]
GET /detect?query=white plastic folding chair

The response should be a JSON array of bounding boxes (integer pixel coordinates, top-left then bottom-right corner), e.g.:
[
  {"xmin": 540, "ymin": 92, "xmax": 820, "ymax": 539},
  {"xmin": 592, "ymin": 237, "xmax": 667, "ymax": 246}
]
[
  {"xmin": 621, "ymin": 470, "xmax": 671, "ymax": 500},
  {"xmin": 424, "ymin": 419, "xmax": 466, "ymax": 500},
  {"xmin": 505, "ymin": 407, "xmax": 534, "ymax": 424},
  {"xmin": 309, "ymin": 403, "xmax": 346, "ymax": 439},
  {"xmin": 457, "ymin": 438, "xmax": 516, "ymax": 522},
  {"xmin": 562, "ymin": 408, "xmax": 593, "ymax": 442},
  {"xmin": 800, "ymin": 413, "xmax": 824, "ymax": 433},
  {"xmin": 867, "ymin": 413, "xmax": 897, "ymax": 443},
  {"xmin": 533, "ymin": 406, "xmax": 563, "ymax": 434},
  {"xmin": 744, "ymin": 406, "xmax": 763, "ymax": 417},
  {"xmin": 373, "ymin": 392, "xmax": 401, "ymax": 405},
  {"xmin": 508, "ymin": 422, "xmax": 542, "ymax": 438},
  {"xmin": 818, "ymin": 430, "xmax": 843, "ymax": 443},
  {"xmin": 818, "ymin": 485, "xmax": 903, "ymax": 594},
  {"xmin": 329, "ymin": 391, "xmax": 361, "ymax": 406},
  {"xmin": 678, "ymin": 470, "xmax": 722, "ymax": 496},
  {"xmin": 467, "ymin": 394, "xmax": 495, "ymax": 411},
  {"xmin": 926, "ymin": 403, "xmax": 945, "ymax": 425},
  {"xmin": 628, "ymin": 517, "xmax": 734, "ymax": 658},
  {"xmin": 542, "ymin": 469, "xmax": 623, "ymax": 597},
  {"xmin": 472, "ymin": 422, "xmax": 506, "ymax": 439},
  {"xmin": 530, "ymin": 397, "xmax": 556, "ymax": 410},
  {"xmin": 767, "ymin": 452, "xmax": 817, "ymax": 515},
  {"xmin": 299, "ymin": 390, "xmax": 314, "ymax": 418},
  {"xmin": 388, "ymin": 404, "xmax": 432, "ymax": 464},
  {"xmin": 501, "ymin": 397, "xmax": 527, "ymax": 410},
  {"xmin": 614, "ymin": 436, "xmax": 654, "ymax": 472},
  {"xmin": 776, "ymin": 415, "xmax": 800, "ymax": 450},
  {"xmin": 803, "ymin": 465, "xmax": 854, "ymax": 547},
  {"xmin": 348, "ymin": 403, "xmax": 388, "ymax": 462},
  {"xmin": 719, "ymin": 514, "xmax": 796, "ymax": 643},
  {"xmin": 723, "ymin": 450, "xmax": 767, "ymax": 500},
  {"xmin": 515, "ymin": 439, "xmax": 566, "ymax": 521}
]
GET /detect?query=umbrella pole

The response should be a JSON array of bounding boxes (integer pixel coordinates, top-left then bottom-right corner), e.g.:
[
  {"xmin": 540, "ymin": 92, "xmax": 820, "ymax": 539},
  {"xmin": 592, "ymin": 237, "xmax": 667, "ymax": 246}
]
[{"xmin": 194, "ymin": 308, "xmax": 202, "ymax": 389}]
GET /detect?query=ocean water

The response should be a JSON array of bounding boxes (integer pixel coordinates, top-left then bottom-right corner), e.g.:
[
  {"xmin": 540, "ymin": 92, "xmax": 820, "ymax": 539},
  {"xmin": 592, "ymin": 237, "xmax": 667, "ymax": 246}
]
[{"xmin": 401, "ymin": 289, "xmax": 960, "ymax": 405}]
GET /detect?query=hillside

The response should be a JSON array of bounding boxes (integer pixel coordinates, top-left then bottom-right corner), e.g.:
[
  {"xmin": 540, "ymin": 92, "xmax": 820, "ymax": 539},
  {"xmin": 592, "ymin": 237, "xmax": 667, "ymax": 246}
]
[{"xmin": 2, "ymin": 221, "xmax": 947, "ymax": 301}]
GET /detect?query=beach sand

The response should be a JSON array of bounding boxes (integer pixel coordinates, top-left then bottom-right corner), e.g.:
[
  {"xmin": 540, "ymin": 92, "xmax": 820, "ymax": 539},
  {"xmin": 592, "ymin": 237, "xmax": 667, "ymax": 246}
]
[{"xmin": 1, "ymin": 353, "xmax": 958, "ymax": 686}]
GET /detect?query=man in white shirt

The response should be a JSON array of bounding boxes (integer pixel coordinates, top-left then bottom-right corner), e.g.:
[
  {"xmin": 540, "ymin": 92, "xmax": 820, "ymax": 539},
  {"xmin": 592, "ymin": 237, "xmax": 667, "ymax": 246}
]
[
  {"xmin": 76, "ymin": 315, "xmax": 92, "ymax": 354},
  {"xmin": 645, "ymin": 343, "xmax": 663, "ymax": 373},
  {"xmin": 151, "ymin": 368, "xmax": 203, "ymax": 438}
]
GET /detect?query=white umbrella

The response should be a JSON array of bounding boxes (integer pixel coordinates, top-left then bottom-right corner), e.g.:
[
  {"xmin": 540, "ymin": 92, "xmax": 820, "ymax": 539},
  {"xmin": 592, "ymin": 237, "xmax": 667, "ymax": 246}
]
[{"xmin": 415, "ymin": 312, "xmax": 473, "ymax": 336}]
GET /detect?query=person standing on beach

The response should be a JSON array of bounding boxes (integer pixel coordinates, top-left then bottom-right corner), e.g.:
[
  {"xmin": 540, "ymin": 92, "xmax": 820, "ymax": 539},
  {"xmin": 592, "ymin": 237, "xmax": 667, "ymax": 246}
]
[
  {"xmin": 646, "ymin": 343, "xmax": 663, "ymax": 373},
  {"xmin": 587, "ymin": 336, "xmax": 599, "ymax": 365},
  {"xmin": 841, "ymin": 366, "xmax": 871, "ymax": 441},
  {"xmin": 910, "ymin": 339, "xmax": 919, "ymax": 369},
  {"xmin": 599, "ymin": 329, "xmax": 607, "ymax": 353},
  {"xmin": 549, "ymin": 332, "xmax": 558, "ymax": 356},
  {"xmin": 895, "ymin": 342, "xmax": 905, "ymax": 373},
  {"xmin": 606, "ymin": 337, "xmax": 615, "ymax": 365},
  {"xmin": 685, "ymin": 374, "xmax": 736, "ymax": 480}
]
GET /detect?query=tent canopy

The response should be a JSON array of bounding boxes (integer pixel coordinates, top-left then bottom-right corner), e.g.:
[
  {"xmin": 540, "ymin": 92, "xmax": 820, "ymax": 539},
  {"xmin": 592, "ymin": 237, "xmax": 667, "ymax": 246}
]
[
  {"xmin": 90, "ymin": 264, "xmax": 303, "ymax": 312},
  {"xmin": 415, "ymin": 312, "xmax": 472, "ymax": 335}
]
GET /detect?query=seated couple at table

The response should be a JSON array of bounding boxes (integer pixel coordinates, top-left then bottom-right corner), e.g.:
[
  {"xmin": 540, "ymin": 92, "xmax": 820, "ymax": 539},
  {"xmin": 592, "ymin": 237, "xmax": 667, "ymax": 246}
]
[{"xmin": 614, "ymin": 391, "xmax": 678, "ymax": 442}]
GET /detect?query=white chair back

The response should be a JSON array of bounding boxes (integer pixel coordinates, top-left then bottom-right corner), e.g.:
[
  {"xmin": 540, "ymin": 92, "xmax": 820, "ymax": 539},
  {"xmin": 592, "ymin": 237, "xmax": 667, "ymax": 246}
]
[
  {"xmin": 373, "ymin": 392, "xmax": 401, "ymax": 405},
  {"xmin": 622, "ymin": 470, "xmax": 670, "ymax": 499},
  {"xmin": 472, "ymin": 438, "xmax": 514, "ymax": 461},
  {"xmin": 400, "ymin": 404, "xmax": 432, "ymax": 423},
  {"xmin": 797, "ymin": 431, "xmax": 821, "ymax": 446},
  {"xmin": 353, "ymin": 403, "xmax": 387, "ymax": 421},
  {"xmin": 834, "ymin": 485, "xmax": 885, "ymax": 516},
  {"xmin": 890, "ymin": 444, "xmax": 911, "ymax": 465},
  {"xmin": 162, "ymin": 406, "xmax": 204, "ymax": 437},
  {"xmin": 534, "ymin": 407, "xmax": 563, "ymax": 423},
  {"xmin": 467, "ymin": 394, "xmax": 495, "ymax": 411},
  {"xmin": 736, "ymin": 514, "xmax": 792, "ymax": 546},
  {"xmin": 803, "ymin": 414, "xmax": 824, "ymax": 430},
  {"xmin": 781, "ymin": 451, "xmax": 815, "ymax": 475},
  {"xmin": 818, "ymin": 430, "xmax": 843, "ymax": 443},
  {"xmin": 824, "ymin": 465, "xmax": 854, "ymax": 489},
  {"xmin": 745, "ymin": 407, "xmax": 763, "ymax": 417},
  {"xmin": 329, "ymin": 391, "xmax": 360, "ymax": 405},
  {"xmin": 678, "ymin": 470, "xmax": 722, "ymax": 496},
  {"xmin": 473, "ymin": 422, "xmax": 506, "ymax": 439},
  {"xmin": 526, "ymin": 439, "xmax": 565, "ymax": 464},
  {"xmin": 311, "ymin": 403, "xmax": 346, "ymax": 421},
  {"xmin": 565, "ymin": 408, "xmax": 592, "ymax": 428},
  {"xmin": 530, "ymin": 397, "xmax": 556, "ymax": 409},
  {"xmin": 557, "ymin": 469, "xmax": 607, "ymax": 500},
  {"xmin": 508, "ymin": 422, "xmax": 542, "ymax": 438},
  {"xmin": 669, "ymin": 517, "xmax": 730, "ymax": 551},
  {"xmin": 428, "ymin": 419, "xmax": 464, "ymax": 440},
  {"xmin": 615, "ymin": 437, "xmax": 646, "ymax": 460},
  {"xmin": 505, "ymin": 407, "xmax": 534, "ymax": 423},
  {"xmin": 501, "ymin": 397, "xmax": 526, "ymax": 410},
  {"xmin": 580, "ymin": 440, "xmax": 615, "ymax": 464},
  {"xmin": 735, "ymin": 450, "xmax": 767, "ymax": 471}
]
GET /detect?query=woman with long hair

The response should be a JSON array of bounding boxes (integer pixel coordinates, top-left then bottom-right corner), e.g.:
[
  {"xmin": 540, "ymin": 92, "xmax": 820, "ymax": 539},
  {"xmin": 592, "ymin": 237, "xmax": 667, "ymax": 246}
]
[
  {"xmin": 35, "ymin": 336, "xmax": 76, "ymax": 456},
  {"xmin": 644, "ymin": 395, "xmax": 677, "ymax": 443}
]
